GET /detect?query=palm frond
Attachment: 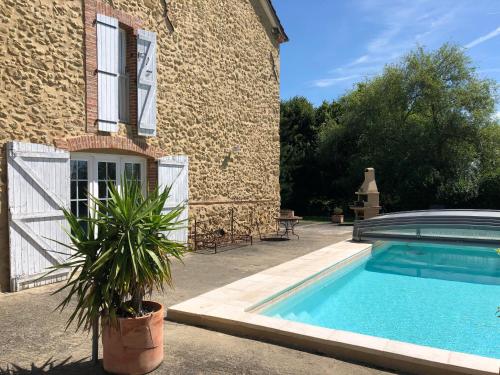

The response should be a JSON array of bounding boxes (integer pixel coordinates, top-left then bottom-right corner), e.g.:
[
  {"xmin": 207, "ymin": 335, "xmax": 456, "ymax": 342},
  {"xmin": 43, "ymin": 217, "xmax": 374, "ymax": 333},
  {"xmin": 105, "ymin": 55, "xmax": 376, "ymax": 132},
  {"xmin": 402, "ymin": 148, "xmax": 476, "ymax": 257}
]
[{"xmin": 48, "ymin": 177, "xmax": 187, "ymax": 331}]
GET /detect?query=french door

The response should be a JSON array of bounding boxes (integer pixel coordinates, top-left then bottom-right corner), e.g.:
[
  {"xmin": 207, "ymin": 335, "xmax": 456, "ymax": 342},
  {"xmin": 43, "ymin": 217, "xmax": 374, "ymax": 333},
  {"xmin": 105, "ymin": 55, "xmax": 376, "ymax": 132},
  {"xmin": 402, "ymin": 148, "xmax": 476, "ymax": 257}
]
[{"xmin": 70, "ymin": 153, "xmax": 146, "ymax": 220}]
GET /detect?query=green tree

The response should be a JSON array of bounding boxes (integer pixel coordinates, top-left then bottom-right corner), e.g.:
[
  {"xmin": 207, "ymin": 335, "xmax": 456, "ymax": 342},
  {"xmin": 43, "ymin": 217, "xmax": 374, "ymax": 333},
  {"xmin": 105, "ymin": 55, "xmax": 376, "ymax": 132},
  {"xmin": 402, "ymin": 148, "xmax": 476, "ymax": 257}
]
[
  {"xmin": 280, "ymin": 97, "xmax": 344, "ymax": 214},
  {"xmin": 279, "ymin": 96, "xmax": 318, "ymax": 212},
  {"xmin": 317, "ymin": 44, "xmax": 499, "ymax": 211},
  {"xmin": 469, "ymin": 124, "xmax": 500, "ymax": 208},
  {"xmin": 315, "ymin": 100, "xmax": 342, "ymax": 128}
]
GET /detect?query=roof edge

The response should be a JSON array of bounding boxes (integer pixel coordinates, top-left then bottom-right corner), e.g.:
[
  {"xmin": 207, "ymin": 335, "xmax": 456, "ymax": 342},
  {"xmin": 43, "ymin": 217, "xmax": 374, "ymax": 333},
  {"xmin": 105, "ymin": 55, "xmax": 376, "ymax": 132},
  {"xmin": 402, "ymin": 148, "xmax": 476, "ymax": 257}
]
[{"xmin": 259, "ymin": 0, "xmax": 289, "ymax": 43}]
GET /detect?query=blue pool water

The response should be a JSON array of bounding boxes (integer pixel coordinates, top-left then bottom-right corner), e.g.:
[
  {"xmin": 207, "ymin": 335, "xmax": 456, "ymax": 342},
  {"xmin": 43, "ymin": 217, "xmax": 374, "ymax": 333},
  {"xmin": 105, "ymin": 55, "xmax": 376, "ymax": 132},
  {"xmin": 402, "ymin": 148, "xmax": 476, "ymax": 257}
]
[{"xmin": 262, "ymin": 242, "xmax": 500, "ymax": 358}]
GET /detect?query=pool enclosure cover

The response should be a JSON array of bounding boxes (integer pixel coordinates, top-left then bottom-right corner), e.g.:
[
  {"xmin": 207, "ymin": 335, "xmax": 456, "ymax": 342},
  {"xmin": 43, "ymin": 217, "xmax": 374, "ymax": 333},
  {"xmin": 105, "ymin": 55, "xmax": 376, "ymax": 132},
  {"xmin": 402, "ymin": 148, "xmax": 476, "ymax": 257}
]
[{"xmin": 353, "ymin": 210, "xmax": 500, "ymax": 245}]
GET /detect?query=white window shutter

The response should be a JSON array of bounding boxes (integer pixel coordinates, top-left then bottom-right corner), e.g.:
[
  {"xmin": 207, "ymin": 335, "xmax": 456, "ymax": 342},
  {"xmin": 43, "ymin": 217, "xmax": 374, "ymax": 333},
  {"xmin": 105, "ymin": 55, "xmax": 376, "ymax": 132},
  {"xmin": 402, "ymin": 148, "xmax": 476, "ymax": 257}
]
[
  {"xmin": 7, "ymin": 141, "xmax": 71, "ymax": 291},
  {"xmin": 137, "ymin": 29, "xmax": 157, "ymax": 137},
  {"xmin": 118, "ymin": 29, "xmax": 130, "ymax": 123},
  {"xmin": 97, "ymin": 14, "xmax": 119, "ymax": 132},
  {"xmin": 158, "ymin": 156, "xmax": 188, "ymax": 243}
]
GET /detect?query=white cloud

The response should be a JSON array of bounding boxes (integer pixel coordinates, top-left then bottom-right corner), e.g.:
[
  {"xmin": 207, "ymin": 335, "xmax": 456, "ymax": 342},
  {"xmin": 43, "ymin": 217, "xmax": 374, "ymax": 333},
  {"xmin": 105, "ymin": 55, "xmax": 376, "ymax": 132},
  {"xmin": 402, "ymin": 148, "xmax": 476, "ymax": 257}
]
[
  {"xmin": 312, "ymin": 75, "xmax": 360, "ymax": 88},
  {"xmin": 367, "ymin": 26, "xmax": 402, "ymax": 53},
  {"xmin": 350, "ymin": 55, "xmax": 370, "ymax": 66},
  {"xmin": 311, "ymin": 0, "xmax": 498, "ymax": 93},
  {"xmin": 344, "ymin": 53, "xmax": 402, "ymax": 69},
  {"xmin": 430, "ymin": 12, "xmax": 455, "ymax": 29},
  {"xmin": 494, "ymin": 111, "xmax": 500, "ymax": 121},
  {"xmin": 465, "ymin": 26, "xmax": 500, "ymax": 48},
  {"xmin": 335, "ymin": 2, "xmax": 458, "ymax": 78}
]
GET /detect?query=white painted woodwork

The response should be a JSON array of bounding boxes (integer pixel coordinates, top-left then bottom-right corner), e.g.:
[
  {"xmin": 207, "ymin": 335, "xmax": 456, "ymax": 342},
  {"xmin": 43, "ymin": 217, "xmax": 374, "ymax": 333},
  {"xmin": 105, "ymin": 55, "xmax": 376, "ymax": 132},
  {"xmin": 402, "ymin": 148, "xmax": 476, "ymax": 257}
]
[
  {"xmin": 137, "ymin": 29, "xmax": 157, "ymax": 137},
  {"xmin": 97, "ymin": 14, "xmax": 119, "ymax": 132},
  {"xmin": 7, "ymin": 141, "xmax": 71, "ymax": 291},
  {"xmin": 158, "ymin": 155, "xmax": 189, "ymax": 243},
  {"xmin": 70, "ymin": 153, "xmax": 147, "ymax": 197},
  {"xmin": 118, "ymin": 28, "xmax": 130, "ymax": 123}
]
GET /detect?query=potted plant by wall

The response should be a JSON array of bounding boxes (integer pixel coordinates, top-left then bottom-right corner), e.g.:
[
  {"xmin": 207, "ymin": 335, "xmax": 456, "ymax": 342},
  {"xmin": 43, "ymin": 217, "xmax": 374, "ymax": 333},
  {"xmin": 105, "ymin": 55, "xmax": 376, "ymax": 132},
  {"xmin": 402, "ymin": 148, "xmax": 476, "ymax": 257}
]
[
  {"xmin": 50, "ymin": 178, "xmax": 186, "ymax": 374},
  {"xmin": 331, "ymin": 207, "xmax": 344, "ymax": 224}
]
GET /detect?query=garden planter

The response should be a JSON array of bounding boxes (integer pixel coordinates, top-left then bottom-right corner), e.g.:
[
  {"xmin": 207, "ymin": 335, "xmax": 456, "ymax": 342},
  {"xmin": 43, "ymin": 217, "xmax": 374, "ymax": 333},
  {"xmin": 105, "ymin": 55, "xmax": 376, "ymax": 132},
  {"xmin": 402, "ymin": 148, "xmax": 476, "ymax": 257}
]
[
  {"xmin": 331, "ymin": 214, "xmax": 344, "ymax": 224},
  {"xmin": 102, "ymin": 301, "xmax": 164, "ymax": 375}
]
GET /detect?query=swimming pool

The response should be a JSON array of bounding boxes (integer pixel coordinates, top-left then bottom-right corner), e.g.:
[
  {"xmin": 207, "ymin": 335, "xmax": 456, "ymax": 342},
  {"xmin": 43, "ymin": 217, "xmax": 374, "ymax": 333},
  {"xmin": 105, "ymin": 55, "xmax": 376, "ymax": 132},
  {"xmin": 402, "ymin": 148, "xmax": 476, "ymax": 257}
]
[{"xmin": 262, "ymin": 241, "xmax": 500, "ymax": 359}]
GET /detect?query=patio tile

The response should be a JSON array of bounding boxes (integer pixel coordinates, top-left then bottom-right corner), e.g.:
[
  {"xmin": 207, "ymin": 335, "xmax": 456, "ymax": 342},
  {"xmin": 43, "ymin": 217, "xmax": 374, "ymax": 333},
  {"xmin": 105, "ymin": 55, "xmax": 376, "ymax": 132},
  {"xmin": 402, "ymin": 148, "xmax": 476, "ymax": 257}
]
[
  {"xmin": 169, "ymin": 297, "xmax": 217, "ymax": 314},
  {"xmin": 384, "ymin": 340, "xmax": 450, "ymax": 364},
  {"xmin": 241, "ymin": 313, "xmax": 290, "ymax": 331},
  {"xmin": 448, "ymin": 351, "xmax": 500, "ymax": 373},
  {"xmin": 280, "ymin": 320, "xmax": 335, "ymax": 341},
  {"xmin": 329, "ymin": 329, "xmax": 388, "ymax": 352}
]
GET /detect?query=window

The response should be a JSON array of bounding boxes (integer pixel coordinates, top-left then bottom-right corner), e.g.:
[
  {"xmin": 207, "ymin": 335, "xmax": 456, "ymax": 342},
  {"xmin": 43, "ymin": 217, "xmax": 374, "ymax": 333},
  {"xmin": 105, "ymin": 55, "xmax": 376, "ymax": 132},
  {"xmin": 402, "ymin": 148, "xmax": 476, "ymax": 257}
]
[
  {"xmin": 70, "ymin": 160, "xmax": 89, "ymax": 219},
  {"xmin": 70, "ymin": 154, "xmax": 146, "ymax": 218},
  {"xmin": 97, "ymin": 161, "xmax": 117, "ymax": 207},
  {"xmin": 70, "ymin": 160, "xmax": 89, "ymax": 231},
  {"xmin": 124, "ymin": 162, "xmax": 141, "ymax": 183},
  {"xmin": 118, "ymin": 28, "xmax": 130, "ymax": 123},
  {"xmin": 93, "ymin": 14, "xmax": 157, "ymax": 135}
]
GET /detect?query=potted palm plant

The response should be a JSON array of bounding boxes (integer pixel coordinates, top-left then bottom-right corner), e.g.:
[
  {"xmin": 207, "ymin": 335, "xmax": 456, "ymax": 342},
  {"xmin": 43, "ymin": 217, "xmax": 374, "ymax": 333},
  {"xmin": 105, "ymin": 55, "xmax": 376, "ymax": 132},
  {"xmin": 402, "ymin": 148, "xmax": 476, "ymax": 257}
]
[
  {"xmin": 331, "ymin": 207, "xmax": 344, "ymax": 224},
  {"xmin": 50, "ymin": 178, "xmax": 186, "ymax": 374}
]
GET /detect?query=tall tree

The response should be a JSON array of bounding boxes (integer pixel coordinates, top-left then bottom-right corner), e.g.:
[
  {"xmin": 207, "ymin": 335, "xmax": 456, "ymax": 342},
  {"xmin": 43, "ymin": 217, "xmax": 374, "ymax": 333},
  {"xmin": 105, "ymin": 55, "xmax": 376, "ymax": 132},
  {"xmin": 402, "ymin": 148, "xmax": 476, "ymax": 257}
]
[
  {"xmin": 279, "ymin": 97, "xmax": 318, "ymax": 212},
  {"xmin": 317, "ymin": 44, "xmax": 498, "ymax": 211}
]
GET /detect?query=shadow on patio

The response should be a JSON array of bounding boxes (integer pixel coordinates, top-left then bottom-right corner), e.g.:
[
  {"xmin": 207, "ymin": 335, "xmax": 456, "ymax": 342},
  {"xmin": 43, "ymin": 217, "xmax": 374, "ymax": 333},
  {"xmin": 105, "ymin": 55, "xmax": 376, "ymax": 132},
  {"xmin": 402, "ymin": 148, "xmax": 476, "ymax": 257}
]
[{"xmin": 0, "ymin": 357, "xmax": 104, "ymax": 375}]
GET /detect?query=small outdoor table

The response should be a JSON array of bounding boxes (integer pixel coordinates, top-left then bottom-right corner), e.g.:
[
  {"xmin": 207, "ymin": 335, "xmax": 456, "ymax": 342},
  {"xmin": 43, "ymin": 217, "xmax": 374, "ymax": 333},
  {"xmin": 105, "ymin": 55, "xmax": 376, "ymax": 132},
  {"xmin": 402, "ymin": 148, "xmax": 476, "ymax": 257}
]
[{"xmin": 275, "ymin": 215, "xmax": 302, "ymax": 239}]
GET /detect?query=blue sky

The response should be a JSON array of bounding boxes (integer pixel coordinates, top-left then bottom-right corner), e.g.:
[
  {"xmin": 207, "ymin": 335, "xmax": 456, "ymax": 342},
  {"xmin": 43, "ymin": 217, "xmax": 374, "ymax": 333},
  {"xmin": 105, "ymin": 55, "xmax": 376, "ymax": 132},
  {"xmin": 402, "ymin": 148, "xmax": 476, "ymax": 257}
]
[{"xmin": 273, "ymin": 0, "xmax": 500, "ymax": 116}]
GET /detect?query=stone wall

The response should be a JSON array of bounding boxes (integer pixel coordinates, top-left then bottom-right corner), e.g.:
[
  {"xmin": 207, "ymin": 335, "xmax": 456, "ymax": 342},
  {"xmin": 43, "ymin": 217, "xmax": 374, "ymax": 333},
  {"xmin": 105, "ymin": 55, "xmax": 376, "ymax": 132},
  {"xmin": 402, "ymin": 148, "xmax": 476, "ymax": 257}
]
[{"xmin": 0, "ymin": 0, "xmax": 282, "ymax": 291}]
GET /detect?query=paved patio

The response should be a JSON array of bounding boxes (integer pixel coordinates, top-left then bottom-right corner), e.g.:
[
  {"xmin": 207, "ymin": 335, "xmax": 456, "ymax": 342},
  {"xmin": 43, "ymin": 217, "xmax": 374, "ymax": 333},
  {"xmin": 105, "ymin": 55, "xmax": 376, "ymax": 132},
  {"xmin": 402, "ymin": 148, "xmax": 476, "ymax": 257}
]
[{"xmin": 0, "ymin": 222, "xmax": 392, "ymax": 375}]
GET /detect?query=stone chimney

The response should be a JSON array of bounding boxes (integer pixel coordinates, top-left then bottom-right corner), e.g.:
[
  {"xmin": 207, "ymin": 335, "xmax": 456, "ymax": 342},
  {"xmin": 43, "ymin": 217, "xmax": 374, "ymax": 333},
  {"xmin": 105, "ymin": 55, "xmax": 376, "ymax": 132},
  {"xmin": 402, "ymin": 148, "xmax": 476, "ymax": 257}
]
[{"xmin": 350, "ymin": 168, "xmax": 381, "ymax": 220}]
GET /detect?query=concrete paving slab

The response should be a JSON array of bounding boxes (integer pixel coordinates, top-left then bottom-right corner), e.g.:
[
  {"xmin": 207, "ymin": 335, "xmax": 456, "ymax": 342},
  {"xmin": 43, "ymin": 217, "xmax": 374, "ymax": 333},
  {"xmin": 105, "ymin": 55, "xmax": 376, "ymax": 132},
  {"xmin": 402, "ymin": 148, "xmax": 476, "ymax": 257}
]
[{"xmin": 0, "ymin": 222, "xmax": 391, "ymax": 375}]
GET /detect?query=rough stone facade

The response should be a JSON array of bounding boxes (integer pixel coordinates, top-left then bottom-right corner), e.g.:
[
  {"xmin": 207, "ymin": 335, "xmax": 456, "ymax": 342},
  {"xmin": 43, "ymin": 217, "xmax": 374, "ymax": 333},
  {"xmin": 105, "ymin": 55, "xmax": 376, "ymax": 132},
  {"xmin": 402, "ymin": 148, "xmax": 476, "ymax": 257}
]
[{"xmin": 0, "ymin": 0, "xmax": 283, "ymax": 291}]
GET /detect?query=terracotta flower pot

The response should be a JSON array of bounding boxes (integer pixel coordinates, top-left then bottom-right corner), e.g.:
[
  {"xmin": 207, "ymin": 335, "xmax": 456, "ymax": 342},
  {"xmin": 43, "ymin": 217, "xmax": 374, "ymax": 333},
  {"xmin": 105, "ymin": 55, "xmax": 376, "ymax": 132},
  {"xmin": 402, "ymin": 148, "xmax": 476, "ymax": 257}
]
[
  {"xmin": 331, "ymin": 214, "xmax": 344, "ymax": 224},
  {"xmin": 102, "ymin": 301, "xmax": 164, "ymax": 375}
]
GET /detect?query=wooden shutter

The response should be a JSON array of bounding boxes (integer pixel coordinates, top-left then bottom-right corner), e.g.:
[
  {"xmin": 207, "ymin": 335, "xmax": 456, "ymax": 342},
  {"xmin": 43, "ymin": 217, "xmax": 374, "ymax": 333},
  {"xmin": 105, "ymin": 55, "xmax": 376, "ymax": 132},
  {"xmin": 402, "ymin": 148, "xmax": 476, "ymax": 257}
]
[
  {"xmin": 7, "ymin": 142, "xmax": 71, "ymax": 291},
  {"xmin": 137, "ymin": 29, "xmax": 157, "ymax": 137},
  {"xmin": 97, "ymin": 14, "xmax": 119, "ymax": 132},
  {"xmin": 158, "ymin": 155, "xmax": 188, "ymax": 243},
  {"xmin": 118, "ymin": 29, "xmax": 130, "ymax": 123}
]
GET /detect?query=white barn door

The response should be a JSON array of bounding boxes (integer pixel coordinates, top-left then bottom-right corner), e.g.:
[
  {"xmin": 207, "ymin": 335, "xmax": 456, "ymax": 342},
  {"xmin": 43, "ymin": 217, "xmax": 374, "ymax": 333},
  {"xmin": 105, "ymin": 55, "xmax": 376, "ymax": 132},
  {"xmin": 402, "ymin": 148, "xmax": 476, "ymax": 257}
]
[
  {"xmin": 158, "ymin": 156, "xmax": 188, "ymax": 243},
  {"xmin": 7, "ymin": 141, "xmax": 71, "ymax": 291}
]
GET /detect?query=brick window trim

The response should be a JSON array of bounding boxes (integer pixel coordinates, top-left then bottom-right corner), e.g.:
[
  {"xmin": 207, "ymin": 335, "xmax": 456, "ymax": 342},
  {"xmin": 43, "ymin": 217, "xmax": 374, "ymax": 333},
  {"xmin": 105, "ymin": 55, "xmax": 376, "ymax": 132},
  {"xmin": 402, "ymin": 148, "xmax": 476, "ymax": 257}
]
[
  {"xmin": 84, "ymin": 0, "xmax": 143, "ymax": 134},
  {"xmin": 55, "ymin": 135, "xmax": 162, "ymax": 192},
  {"xmin": 54, "ymin": 135, "xmax": 162, "ymax": 158}
]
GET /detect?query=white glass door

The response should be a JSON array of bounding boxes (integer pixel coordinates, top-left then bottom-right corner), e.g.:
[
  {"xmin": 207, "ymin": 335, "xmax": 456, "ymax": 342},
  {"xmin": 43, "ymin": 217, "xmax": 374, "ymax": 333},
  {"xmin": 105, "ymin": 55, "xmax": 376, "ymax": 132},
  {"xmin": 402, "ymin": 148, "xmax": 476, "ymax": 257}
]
[
  {"xmin": 124, "ymin": 162, "xmax": 142, "ymax": 183},
  {"xmin": 97, "ymin": 160, "xmax": 118, "ymax": 207},
  {"xmin": 70, "ymin": 159, "xmax": 89, "ymax": 231},
  {"xmin": 70, "ymin": 153, "xmax": 146, "ymax": 219}
]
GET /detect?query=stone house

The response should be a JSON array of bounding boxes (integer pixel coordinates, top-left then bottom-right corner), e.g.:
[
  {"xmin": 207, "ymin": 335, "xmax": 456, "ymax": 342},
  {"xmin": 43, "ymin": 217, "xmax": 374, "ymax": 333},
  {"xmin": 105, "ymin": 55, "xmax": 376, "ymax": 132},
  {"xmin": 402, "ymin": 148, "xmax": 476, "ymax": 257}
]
[{"xmin": 0, "ymin": 0, "xmax": 287, "ymax": 292}]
